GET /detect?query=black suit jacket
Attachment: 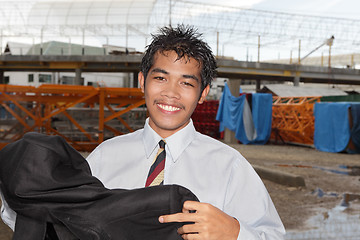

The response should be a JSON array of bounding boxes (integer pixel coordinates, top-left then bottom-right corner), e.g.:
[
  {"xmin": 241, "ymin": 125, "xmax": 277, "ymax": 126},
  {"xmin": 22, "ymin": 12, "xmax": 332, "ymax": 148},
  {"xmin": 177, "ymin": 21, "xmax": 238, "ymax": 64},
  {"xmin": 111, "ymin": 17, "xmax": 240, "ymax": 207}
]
[{"xmin": 0, "ymin": 132, "xmax": 198, "ymax": 240}]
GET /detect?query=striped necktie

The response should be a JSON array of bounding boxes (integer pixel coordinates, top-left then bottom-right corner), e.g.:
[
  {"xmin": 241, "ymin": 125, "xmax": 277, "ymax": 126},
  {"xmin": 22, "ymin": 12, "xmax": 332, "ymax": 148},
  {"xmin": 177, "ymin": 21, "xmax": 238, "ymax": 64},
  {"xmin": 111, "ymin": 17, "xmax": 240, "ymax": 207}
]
[{"xmin": 145, "ymin": 140, "xmax": 166, "ymax": 187}]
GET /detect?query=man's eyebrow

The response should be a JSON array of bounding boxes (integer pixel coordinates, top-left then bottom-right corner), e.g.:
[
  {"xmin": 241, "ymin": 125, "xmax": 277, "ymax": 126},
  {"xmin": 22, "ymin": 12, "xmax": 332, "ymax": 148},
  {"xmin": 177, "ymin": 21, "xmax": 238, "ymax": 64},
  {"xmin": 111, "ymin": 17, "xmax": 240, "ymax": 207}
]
[
  {"xmin": 150, "ymin": 68, "xmax": 168, "ymax": 74},
  {"xmin": 150, "ymin": 68, "xmax": 199, "ymax": 82},
  {"xmin": 183, "ymin": 74, "xmax": 200, "ymax": 82}
]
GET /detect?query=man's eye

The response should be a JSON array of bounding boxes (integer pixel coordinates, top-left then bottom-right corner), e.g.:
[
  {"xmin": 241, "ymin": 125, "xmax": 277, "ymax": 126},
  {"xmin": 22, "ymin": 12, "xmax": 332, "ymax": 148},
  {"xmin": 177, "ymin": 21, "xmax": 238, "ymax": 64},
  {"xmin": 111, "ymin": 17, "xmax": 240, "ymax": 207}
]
[
  {"xmin": 154, "ymin": 76, "xmax": 165, "ymax": 81},
  {"xmin": 183, "ymin": 82, "xmax": 194, "ymax": 87}
]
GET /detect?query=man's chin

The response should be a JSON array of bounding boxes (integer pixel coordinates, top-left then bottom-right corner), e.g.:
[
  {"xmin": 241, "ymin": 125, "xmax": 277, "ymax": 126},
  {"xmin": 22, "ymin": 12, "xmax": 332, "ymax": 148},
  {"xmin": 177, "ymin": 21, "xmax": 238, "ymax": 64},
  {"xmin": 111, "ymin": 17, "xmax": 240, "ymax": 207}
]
[{"xmin": 150, "ymin": 120, "xmax": 189, "ymax": 135}]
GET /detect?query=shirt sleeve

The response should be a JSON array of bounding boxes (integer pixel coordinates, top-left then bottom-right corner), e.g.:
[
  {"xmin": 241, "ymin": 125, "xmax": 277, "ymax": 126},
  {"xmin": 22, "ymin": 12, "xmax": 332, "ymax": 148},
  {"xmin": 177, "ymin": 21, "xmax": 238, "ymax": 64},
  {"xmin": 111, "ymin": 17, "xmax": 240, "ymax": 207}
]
[
  {"xmin": 224, "ymin": 157, "xmax": 286, "ymax": 240},
  {"xmin": 86, "ymin": 145, "xmax": 102, "ymax": 177},
  {"xmin": 0, "ymin": 190, "xmax": 16, "ymax": 231}
]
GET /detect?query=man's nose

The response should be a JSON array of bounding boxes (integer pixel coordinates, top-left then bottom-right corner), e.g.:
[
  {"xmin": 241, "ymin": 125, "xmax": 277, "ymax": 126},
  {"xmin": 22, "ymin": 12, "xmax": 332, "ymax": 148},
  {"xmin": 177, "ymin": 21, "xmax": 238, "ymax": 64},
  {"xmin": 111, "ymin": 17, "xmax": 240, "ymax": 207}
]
[{"xmin": 161, "ymin": 81, "xmax": 180, "ymax": 99}]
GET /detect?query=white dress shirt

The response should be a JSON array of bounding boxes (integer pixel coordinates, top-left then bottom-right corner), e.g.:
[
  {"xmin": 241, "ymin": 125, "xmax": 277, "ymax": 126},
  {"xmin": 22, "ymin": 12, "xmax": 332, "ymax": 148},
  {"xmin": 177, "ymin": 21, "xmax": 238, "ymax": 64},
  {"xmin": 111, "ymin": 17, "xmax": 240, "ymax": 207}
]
[
  {"xmin": 0, "ymin": 191, "xmax": 16, "ymax": 230},
  {"xmin": 87, "ymin": 119, "xmax": 285, "ymax": 239}
]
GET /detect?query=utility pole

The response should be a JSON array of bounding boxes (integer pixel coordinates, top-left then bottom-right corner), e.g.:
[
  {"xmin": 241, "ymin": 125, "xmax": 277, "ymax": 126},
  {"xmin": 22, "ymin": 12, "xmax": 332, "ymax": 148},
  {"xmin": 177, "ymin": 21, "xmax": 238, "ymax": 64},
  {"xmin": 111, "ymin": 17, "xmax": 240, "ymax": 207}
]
[
  {"xmin": 257, "ymin": 35, "xmax": 260, "ymax": 62},
  {"xmin": 0, "ymin": 29, "xmax": 2, "ymax": 55},
  {"xmin": 169, "ymin": 0, "xmax": 172, "ymax": 27},
  {"xmin": 327, "ymin": 36, "xmax": 334, "ymax": 68},
  {"xmin": 298, "ymin": 39, "xmax": 301, "ymax": 64},
  {"xmin": 216, "ymin": 32, "xmax": 219, "ymax": 57},
  {"xmin": 299, "ymin": 36, "xmax": 334, "ymax": 64},
  {"xmin": 40, "ymin": 28, "xmax": 44, "ymax": 55}
]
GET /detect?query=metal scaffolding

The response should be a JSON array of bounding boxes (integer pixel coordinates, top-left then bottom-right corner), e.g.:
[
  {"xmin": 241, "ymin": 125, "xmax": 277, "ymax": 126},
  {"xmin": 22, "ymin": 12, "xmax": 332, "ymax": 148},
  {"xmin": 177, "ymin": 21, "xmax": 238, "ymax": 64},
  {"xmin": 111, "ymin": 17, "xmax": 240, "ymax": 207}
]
[{"xmin": 0, "ymin": 84, "xmax": 146, "ymax": 151}]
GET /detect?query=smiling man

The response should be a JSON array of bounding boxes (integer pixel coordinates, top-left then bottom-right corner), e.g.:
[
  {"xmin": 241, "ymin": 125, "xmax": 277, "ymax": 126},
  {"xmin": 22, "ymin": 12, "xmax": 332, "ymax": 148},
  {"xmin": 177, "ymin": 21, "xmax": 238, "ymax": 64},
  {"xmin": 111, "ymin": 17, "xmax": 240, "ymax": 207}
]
[
  {"xmin": 86, "ymin": 25, "xmax": 285, "ymax": 239},
  {"xmin": 140, "ymin": 50, "xmax": 208, "ymax": 139}
]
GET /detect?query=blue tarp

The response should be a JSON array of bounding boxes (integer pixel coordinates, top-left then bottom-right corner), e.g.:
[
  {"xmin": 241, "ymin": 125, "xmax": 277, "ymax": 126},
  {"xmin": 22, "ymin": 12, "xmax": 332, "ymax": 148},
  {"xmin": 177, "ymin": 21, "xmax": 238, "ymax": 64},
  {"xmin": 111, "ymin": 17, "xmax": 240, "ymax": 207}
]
[
  {"xmin": 314, "ymin": 102, "xmax": 360, "ymax": 153},
  {"xmin": 350, "ymin": 104, "xmax": 360, "ymax": 153},
  {"xmin": 216, "ymin": 83, "xmax": 272, "ymax": 144}
]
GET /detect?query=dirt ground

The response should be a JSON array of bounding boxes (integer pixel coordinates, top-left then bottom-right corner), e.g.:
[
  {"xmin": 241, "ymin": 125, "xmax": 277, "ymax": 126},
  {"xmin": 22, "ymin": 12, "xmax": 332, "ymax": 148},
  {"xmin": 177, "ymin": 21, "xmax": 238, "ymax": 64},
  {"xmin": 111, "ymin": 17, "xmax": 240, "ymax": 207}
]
[
  {"xmin": 228, "ymin": 143, "xmax": 360, "ymax": 231},
  {"xmin": 1, "ymin": 143, "xmax": 359, "ymax": 238}
]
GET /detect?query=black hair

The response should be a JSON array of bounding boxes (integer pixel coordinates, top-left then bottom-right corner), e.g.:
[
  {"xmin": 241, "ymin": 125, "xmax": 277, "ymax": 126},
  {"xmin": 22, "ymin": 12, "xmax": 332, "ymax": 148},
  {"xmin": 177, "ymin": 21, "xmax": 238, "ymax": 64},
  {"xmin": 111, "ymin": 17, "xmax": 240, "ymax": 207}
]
[{"xmin": 140, "ymin": 24, "xmax": 217, "ymax": 91}]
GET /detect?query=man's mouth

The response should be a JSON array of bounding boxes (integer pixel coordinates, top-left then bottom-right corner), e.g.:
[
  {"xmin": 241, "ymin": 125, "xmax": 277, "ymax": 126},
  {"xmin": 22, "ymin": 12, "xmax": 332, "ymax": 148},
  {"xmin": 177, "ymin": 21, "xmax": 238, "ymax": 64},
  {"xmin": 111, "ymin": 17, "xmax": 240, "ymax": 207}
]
[{"xmin": 157, "ymin": 103, "xmax": 181, "ymax": 112}]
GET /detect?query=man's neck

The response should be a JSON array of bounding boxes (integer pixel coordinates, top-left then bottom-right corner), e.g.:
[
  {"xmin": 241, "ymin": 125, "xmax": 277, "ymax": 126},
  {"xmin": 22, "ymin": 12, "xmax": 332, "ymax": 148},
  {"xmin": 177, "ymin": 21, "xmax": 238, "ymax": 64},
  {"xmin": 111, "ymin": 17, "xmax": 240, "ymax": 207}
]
[{"xmin": 148, "ymin": 120, "xmax": 191, "ymax": 139}]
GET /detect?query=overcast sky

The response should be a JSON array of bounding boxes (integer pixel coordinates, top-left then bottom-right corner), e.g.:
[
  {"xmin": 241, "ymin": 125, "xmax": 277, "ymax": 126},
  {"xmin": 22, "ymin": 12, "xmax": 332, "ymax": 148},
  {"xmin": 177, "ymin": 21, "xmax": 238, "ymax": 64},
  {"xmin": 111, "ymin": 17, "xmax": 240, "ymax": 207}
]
[
  {"xmin": 203, "ymin": 0, "xmax": 360, "ymax": 19},
  {"xmin": 2, "ymin": 0, "xmax": 360, "ymax": 18},
  {"xmin": 1, "ymin": 0, "xmax": 359, "ymax": 61},
  {"xmin": 1, "ymin": 0, "xmax": 359, "ymax": 20}
]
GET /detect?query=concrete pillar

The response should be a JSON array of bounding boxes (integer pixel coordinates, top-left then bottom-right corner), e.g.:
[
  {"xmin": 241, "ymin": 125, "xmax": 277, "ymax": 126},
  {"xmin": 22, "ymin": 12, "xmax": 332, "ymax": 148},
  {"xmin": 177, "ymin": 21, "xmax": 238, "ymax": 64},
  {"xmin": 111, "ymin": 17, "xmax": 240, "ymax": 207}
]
[
  {"xmin": 256, "ymin": 79, "xmax": 261, "ymax": 92},
  {"xmin": 0, "ymin": 71, "xmax": 4, "ymax": 84},
  {"xmin": 57, "ymin": 72, "xmax": 61, "ymax": 84},
  {"xmin": 52, "ymin": 72, "xmax": 56, "ymax": 84},
  {"xmin": 133, "ymin": 71, "xmax": 139, "ymax": 88},
  {"xmin": 227, "ymin": 79, "xmax": 241, "ymax": 96},
  {"xmin": 223, "ymin": 79, "xmax": 241, "ymax": 144},
  {"xmin": 123, "ymin": 74, "xmax": 130, "ymax": 88},
  {"xmin": 74, "ymin": 68, "xmax": 83, "ymax": 85},
  {"xmin": 224, "ymin": 128, "xmax": 237, "ymax": 144},
  {"xmin": 294, "ymin": 75, "xmax": 300, "ymax": 86}
]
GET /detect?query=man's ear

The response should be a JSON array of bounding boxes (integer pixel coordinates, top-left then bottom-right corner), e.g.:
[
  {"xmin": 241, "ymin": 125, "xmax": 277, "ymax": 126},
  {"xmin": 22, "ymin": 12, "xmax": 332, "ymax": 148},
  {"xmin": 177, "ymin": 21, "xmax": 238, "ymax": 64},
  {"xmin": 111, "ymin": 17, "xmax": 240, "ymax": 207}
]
[
  {"xmin": 138, "ymin": 72, "xmax": 145, "ymax": 93},
  {"xmin": 198, "ymin": 85, "xmax": 210, "ymax": 104}
]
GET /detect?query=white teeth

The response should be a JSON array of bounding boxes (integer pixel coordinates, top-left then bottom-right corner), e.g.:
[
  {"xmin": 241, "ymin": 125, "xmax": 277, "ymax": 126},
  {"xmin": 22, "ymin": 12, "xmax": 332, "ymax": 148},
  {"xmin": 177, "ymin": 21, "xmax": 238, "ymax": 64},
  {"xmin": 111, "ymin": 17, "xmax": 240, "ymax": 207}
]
[{"xmin": 158, "ymin": 104, "xmax": 180, "ymax": 112}]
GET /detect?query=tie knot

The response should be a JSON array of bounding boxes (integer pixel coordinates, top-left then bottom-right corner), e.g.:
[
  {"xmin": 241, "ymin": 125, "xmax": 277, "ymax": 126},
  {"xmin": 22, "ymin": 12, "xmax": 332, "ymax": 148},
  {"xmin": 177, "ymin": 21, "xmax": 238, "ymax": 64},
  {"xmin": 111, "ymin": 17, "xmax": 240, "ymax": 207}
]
[{"xmin": 159, "ymin": 140, "xmax": 166, "ymax": 149}]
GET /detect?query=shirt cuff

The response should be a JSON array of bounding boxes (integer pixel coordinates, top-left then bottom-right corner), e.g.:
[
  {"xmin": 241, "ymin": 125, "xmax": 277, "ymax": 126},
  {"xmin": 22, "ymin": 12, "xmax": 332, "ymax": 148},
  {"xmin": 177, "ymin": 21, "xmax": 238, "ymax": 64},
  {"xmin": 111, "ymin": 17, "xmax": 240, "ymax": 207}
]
[
  {"xmin": 237, "ymin": 221, "xmax": 285, "ymax": 240},
  {"xmin": 0, "ymin": 192, "xmax": 16, "ymax": 231},
  {"xmin": 237, "ymin": 221, "xmax": 263, "ymax": 240}
]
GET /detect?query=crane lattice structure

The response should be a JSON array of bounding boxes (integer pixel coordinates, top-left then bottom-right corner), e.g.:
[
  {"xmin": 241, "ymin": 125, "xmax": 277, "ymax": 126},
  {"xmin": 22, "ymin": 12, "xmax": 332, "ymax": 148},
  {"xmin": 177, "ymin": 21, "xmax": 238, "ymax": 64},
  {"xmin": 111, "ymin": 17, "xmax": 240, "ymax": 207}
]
[
  {"xmin": 271, "ymin": 96, "xmax": 321, "ymax": 145},
  {"xmin": 0, "ymin": 84, "xmax": 146, "ymax": 151},
  {"xmin": 1, "ymin": 0, "xmax": 360, "ymax": 63}
]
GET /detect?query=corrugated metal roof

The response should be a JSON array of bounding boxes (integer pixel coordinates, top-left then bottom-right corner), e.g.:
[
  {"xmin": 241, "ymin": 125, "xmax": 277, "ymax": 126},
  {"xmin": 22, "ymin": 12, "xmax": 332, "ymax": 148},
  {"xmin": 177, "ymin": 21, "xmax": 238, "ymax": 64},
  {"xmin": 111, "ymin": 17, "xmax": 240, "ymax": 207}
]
[
  {"xmin": 262, "ymin": 84, "xmax": 348, "ymax": 97},
  {"xmin": 4, "ymin": 42, "xmax": 32, "ymax": 55},
  {"xmin": 26, "ymin": 41, "xmax": 105, "ymax": 55}
]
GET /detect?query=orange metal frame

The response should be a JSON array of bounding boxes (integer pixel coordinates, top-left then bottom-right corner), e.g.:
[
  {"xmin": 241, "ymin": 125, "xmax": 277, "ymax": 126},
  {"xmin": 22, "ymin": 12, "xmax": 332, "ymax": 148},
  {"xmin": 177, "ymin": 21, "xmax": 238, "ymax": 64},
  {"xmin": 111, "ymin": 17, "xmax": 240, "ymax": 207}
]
[
  {"xmin": 271, "ymin": 96, "xmax": 321, "ymax": 145},
  {"xmin": 0, "ymin": 84, "xmax": 145, "ymax": 151}
]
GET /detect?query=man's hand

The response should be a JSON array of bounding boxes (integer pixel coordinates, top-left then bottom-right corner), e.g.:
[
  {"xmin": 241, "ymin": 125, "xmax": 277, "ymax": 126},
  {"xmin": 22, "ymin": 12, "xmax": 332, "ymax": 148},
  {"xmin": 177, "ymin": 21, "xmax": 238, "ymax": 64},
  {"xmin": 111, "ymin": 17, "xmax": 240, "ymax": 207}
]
[{"xmin": 159, "ymin": 201, "xmax": 240, "ymax": 240}]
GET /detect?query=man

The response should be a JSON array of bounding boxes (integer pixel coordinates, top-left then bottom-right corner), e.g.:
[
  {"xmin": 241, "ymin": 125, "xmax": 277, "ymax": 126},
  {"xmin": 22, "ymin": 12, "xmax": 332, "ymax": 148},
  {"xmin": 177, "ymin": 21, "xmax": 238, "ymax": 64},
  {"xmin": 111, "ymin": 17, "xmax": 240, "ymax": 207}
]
[
  {"xmin": 1, "ymin": 25, "xmax": 285, "ymax": 239},
  {"xmin": 86, "ymin": 25, "xmax": 285, "ymax": 239}
]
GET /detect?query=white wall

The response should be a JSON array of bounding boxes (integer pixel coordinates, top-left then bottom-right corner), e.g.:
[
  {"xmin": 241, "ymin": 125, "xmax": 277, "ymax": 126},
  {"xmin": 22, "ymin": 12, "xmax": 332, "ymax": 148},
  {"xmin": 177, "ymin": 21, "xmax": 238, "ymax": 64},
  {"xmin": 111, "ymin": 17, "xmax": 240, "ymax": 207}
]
[{"xmin": 4, "ymin": 71, "xmax": 134, "ymax": 88}]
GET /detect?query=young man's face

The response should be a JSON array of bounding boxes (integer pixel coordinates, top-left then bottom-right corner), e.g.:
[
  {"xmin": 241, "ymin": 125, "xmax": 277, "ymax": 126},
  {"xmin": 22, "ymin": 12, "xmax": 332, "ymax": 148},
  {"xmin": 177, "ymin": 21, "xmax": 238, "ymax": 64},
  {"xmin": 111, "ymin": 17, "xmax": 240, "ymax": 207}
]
[{"xmin": 139, "ymin": 50, "xmax": 210, "ymax": 138}]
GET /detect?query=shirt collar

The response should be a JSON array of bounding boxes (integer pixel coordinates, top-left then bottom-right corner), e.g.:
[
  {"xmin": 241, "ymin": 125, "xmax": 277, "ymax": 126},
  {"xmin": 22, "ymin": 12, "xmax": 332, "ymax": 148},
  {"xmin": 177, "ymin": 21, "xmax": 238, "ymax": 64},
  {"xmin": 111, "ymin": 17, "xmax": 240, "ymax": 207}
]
[
  {"xmin": 143, "ymin": 118, "xmax": 162, "ymax": 159},
  {"xmin": 143, "ymin": 118, "xmax": 196, "ymax": 162}
]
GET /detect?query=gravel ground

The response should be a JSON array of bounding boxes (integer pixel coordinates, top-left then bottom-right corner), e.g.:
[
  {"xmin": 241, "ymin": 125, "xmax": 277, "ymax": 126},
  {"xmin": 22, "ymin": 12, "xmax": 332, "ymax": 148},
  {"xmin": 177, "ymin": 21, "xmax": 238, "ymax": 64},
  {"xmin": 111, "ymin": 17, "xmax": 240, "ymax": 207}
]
[{"xmin": 1, "ymin": 143, "xmax": 359, "ymax": 238}]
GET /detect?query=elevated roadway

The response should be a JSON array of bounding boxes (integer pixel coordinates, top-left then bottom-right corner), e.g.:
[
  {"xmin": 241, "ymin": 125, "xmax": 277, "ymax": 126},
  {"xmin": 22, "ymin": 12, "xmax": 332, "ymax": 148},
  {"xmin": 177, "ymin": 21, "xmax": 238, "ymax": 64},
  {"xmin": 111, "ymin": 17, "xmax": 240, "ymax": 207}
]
[{"xmin": 1, "ymin": 55, "xmax": 360, "ymax": 86}]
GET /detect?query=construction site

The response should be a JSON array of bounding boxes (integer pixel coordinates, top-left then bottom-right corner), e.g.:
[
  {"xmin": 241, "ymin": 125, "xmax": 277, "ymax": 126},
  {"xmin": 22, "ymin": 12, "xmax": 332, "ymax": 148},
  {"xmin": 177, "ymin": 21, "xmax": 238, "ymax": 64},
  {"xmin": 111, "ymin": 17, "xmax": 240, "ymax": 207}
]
[{"xmin": 1, "ymin": 0, "xmax": 360, "ymax": 239}]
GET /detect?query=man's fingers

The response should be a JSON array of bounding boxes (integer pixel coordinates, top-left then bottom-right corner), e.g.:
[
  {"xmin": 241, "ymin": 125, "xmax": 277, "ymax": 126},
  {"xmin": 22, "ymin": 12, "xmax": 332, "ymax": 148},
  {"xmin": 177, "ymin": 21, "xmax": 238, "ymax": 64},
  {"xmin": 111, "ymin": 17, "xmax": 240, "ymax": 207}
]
[
  {"xmin": 178, "ymin": 225, "xmax": 201, "ymax": 240},
  {"xmin": 181, "ymin": 233, "xmax": 200, "ymax": 240},
  {"xmin": 182, "ymin": 200, "xmax": 202, "ymax": 212},
  {"xmin": 177, "ymin": 223, "xmax": 199, "ymax": 235},
  {"xmin": 159, "ymin": 212, "xmax": 197, "ymax": 223},
  {"xmin": 183, "ymin": 201, "xmax": 215, "ymax": 214}
]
